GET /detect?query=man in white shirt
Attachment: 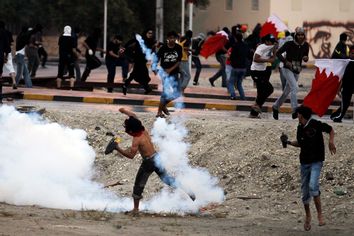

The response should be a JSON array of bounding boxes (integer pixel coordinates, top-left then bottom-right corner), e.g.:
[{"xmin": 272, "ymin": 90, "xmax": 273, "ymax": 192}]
[{"xmin": 249, "ymin": 34, "xmax": 277, "ymax": 118}]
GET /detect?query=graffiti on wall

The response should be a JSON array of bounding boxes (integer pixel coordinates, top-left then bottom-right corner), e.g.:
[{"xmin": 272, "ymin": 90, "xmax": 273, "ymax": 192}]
[{"xmin": 303, "ymin": 21, "xmax": 354, "ymax": 59}]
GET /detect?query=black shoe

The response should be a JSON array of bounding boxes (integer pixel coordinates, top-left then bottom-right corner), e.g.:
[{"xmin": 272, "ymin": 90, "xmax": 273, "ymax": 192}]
[
  {"xmin": 144, "ymin": 87, "xmax": 152, "ymax": 94},
  {"xmin": 12, "ymin": 84, "xmax": 17, "ymax": 89},
  {"xmin": 122, "ymin": 85, "xmax": 127, "ymax": 95},
  {"xmin": 193, "ymin": 81, "xmax": 199, "ymax": 86},
  {"xmin": 330, "ymin": 111, "xmax": 340, "ymax": 120},
  {"xmin": 249, "ymin": 109, "xmax": 260, "ymax": 118},
  {"xmin": 272, "ymin": 107, "xmax": 279, "ymax": 120},
  {"xmin": 230, "ymin": 96, "xmax": 236, "ymax": 100},
  {"xmin": 209, "ymin": 78, "xmax": 215, "ymax": 87},
  {"xmin": 292, "ymin": 112, "xmax": 298, "ymax": 119},
  {"xmin": 333, "ymin": 117, "xmax": 342, "ymax": 123}
]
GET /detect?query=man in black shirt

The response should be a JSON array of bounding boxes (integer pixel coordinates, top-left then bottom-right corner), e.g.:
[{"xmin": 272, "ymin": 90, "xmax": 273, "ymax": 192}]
[
  {"xmin": 122, "ymin": 38, "xmax": 152, "ymax": 95},
  {"xmin": 56, "ymin": 26, "xmax": 76, "ymax": 89},
  {"xmin": 331, "ymin": 33, "xmax": 349, "ymax": 59},
  {"xmin": 152, "ymin": 31, "xmax": 182, "ymax": 118},
  {"xmin": 272, "ymin": 27, "xmax": 309, "ymax": 120},
  {"xmin": 286, "ymin": 106, "xmax": 336, "ymax": 231},
  {"xmin": 81, "ymin": 28, "xmax": 104, "ymax": 82},
  {"xmin": 105, "ymin": 35, "xmax": 128, "ymax": 93}
]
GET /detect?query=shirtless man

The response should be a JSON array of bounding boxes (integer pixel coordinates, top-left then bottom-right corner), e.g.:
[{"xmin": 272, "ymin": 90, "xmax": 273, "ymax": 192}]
[{"xmin": 105, "ymin": 108, "xmax": 194, "ymax": 214}]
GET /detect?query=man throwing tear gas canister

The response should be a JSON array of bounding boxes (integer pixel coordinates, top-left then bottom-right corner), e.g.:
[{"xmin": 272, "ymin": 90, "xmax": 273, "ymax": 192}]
[{"xmin": 105, "ymin": 108, "xmax": 195, "ymax": 215}]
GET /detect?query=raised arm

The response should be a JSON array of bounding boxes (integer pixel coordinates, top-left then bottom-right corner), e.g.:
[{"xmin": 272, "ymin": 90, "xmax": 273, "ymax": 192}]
[{"xmin": 119, "ymin": 107, "xmax": 137, "ymax": 118}]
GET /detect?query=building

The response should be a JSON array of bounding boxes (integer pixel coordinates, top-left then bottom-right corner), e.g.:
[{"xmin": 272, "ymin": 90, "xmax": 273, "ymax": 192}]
[{"xmin": 193, "ymin": 0, "xmax": 354, "ymax": 59}]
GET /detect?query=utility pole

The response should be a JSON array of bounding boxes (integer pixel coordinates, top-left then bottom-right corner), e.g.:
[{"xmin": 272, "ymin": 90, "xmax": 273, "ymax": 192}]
[
  {"xmin": 156, "ymin": 0, "xmax": 164, "ymax": 42},
  {"xmin": 103, "ymin": 0, "xmax": 107, "ymax": 52},
  {"xmin": 181, "ymin": 0, "xmax": 185, "ymax": 35}
]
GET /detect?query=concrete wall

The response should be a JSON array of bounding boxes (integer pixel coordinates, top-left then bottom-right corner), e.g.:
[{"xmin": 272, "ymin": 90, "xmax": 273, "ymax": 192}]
[
  {"xmin": 193, "ymin": 0, "xmax": 354, "ymax": 59},
  {"xmin": 193, "ymin": 0, "xmax": 270, "ymax": 34},
  {"xmin": 270, "ymin": 0, "xmax": 354, "ymax": 59}
]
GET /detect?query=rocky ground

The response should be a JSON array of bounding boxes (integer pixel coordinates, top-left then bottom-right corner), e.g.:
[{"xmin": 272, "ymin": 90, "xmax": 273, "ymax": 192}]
[{"xmin": 1, "ymin": 104, "xmax": 354, "ymax": 235}]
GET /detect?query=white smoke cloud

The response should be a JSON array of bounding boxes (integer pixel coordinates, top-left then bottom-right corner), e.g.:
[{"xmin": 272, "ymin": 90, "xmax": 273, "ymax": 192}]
[
  {"xmin": 0, "ymin": 105, "xmax": 223, "ymax": 214},
  {"xmin": 0, "ymin": 105, "xmax": 130, "ymax": 212},
  {"xmin": 145, "ymin": 117, "xmax": 225, "ymax": 214}
]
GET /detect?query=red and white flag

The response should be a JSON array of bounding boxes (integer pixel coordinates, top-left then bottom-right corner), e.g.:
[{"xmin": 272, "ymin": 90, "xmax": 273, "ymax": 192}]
[
  {"xmin": 200, "ymin": 30, "xmax": 229, "ymax": 59},
  {"xmin": 303, "ymin": 59, "xmax": 350, "ymax": 116},
  {"xmin": 260, "ymin": 14, "xmax": 288, "ymax": 38}
]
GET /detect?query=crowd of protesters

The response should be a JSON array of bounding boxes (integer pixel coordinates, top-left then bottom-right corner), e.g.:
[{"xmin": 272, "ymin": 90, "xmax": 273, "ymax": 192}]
[{"xmin": 0, "ymin": 21, "xmax": 353, "ymax": 122}]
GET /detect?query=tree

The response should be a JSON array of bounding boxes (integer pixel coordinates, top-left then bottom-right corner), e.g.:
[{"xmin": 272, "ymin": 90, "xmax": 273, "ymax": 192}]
[{"xmin": 0, "ymin": 0, "xmax": 209, "ymax": 40}]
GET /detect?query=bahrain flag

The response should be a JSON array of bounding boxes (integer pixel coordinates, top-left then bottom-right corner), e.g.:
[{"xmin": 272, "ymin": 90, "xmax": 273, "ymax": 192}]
[
  {"xmin": 303, "ymin": 59, "xmax": 350, "ymax": 116},
  {"xmin": 260, "ymin": 14, "xmax": 288, "ymax": 38},
  {"xmin": 200, "ymin": 30, "xmax": 229, "ymax": 59}
]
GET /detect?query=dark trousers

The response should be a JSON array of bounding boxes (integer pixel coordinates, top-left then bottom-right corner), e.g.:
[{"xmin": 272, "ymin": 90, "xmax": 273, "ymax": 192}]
[
  {"xmin": 124, "ymin": 64, "xmax": 151, "ymax": 93},
  {"xmin": 38, "ymin": 47, "xmax": 48, "ymax": 67},
  {"xmin": 251, "ymin": 68, "xmax": 274, "ymax": 107},
  {"xmin": 192, "ymin": 55, "xmax": 202, "ymax": 83},
  {"xmin": 331, "ymin": 84, "xmax": 354, "ymax": 120},
  {"xmin": 57, "ymin": 56, "xmax": 74, "ymax": 79},
  {"xmin": 105, "ymin": 58, "xmax": 128, "ymax": 92},
  {"xmin": 132, "ymin": 155, "xmax": 175, "ymax": 200},
  {"xmin": 210, "ymin": 54, "xmax": 227, "ymax": 87}
]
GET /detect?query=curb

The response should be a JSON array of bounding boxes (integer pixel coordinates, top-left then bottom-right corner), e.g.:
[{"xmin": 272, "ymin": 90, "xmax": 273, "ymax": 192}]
[{"xmin": 20, "ymin": 92, "xmax": 352, "ymax": 118}]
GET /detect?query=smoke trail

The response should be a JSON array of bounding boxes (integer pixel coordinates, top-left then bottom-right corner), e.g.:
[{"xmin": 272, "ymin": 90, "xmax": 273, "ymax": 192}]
[
  {"xmin": 0, "ymin": 105, "xmax": 131, "ymax": 212},
  {"xmin": 135, "ymin": 34, "xmax": 152, "ymax": 61},
  {"xmin": 146, "ymin": 117, "xmax": 225, "ymax": 214},
  {"xmin": 136, "ymin": 33, "xmax": 184, "ymax": 109}
]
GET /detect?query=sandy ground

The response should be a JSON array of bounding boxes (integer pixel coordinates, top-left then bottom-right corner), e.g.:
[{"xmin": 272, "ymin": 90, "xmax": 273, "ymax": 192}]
[{"xmin": 0, "ymin": 101, "xmax": 353, "ymax": 236}]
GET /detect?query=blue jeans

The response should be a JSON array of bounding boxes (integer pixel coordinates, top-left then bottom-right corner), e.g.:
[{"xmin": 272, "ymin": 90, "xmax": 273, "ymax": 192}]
[
  {"xmin": 228, "ymin": 68, "xmax": 246, "ymax": 99},
  {"xmin": 273, "ymin": 68, "xmax": 299, "ymax": 112},
  {"xmin": 179, "ymin": 61, "xmax": 191, "ymax": 90},
  {"xmin": 300, "ymin": 161, "xmax": 323, "ymax": 204},
  {"xmin": 15, "ymin": 54, "xmax": 32, "ymax": 87}
]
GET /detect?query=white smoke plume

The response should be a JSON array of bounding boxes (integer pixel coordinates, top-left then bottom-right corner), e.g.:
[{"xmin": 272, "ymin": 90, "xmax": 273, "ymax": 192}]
[
  {"xmin": 0, "ymin": 105, "xmax": 130, "ymax": 211},
  {"xmin": 145, "ymin": 117, "xmax": 225, "ymax": 214},
  {"xmin": 0, "ymin": 106, "xmax": 224, "ymax": 214}
]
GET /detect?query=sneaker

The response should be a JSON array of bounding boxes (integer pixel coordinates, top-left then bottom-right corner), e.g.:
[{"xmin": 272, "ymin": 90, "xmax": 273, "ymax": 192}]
[
  {"xmin": 249, "ymin": 109, "xmax": 260, "ymax": 119},
  {"xmin": 122, "ymin": 85, "xmax": 127, "ymax": 95},
  {"xmin": 292, "ymin": 112, "xmax": 298, "ymax": 119},
  {"xmin": 248, "ymin": 113, "xmax": 261, "ymax": 119},
  {"xmin": 272, "ymin": 107, "xmax": 279, "ymax": 120},
  {"xmin": 209, "ymin": 78, "xmax": 215, "ymax": 87},
  {"xmin": 251, "ymin": 104, "xmax": 261, "ymax": 113},
  {"xmin": 333, "ymin": 117, "xmax": 342, "ymax": 123}
]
